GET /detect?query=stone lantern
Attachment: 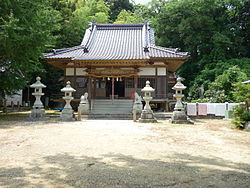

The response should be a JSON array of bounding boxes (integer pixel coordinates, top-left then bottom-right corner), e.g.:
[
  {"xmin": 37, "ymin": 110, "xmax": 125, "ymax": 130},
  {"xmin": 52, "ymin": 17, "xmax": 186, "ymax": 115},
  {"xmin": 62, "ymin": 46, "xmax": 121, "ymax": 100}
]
[
  {"xmin": 60, "ymin": 81, "xmax": 76, "ymax": 121},
  {"xmin": 171, "ymin": 77, "xmax": 193, "ymax": 124},
  {"xmin": 139, "ymin": 81, "xmax": 157, "ymax": 123},
  {"xmin": 29, "ymin": 77, "xmax": 46, "ymax": 120},
  {"xmin": 173, "ymin": 77, "xmax": 186, "ymax": 111}
]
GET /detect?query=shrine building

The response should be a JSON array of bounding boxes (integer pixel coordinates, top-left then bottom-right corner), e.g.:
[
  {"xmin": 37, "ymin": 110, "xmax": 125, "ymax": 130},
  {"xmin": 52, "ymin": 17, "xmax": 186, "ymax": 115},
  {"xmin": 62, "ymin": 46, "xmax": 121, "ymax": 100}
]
[{"xmin": 43, "ymin": 22, "xmax": 188, "ymax": 112}]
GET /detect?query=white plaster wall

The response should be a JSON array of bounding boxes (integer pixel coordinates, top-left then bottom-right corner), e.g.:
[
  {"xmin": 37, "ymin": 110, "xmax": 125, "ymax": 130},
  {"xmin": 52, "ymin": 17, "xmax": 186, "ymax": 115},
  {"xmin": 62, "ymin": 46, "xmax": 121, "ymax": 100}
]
[
  {"xmin": 138, "ymin": 67, "xmax": 155, "ymax": 76},
  {"xmin": 157, "ymin": 68, "xmax": 166, "ymax": 76},
  {"xmin": 154, "ymin": 62, "xmax": 165, "ymax": 65},
  {"xmin": 6, "ymin": 90, "xmax": 22, "ymax": 106},
  {"xmin": 121, "ymin": 67, "xmax": 134, "ymax": 70},
  {"xmin": 76, "ymin": 68, "xmax": 87, "ymax": 76},
  {"xmin": 66, "ymin": 68, "xmax": 74, "ymax": 76}
]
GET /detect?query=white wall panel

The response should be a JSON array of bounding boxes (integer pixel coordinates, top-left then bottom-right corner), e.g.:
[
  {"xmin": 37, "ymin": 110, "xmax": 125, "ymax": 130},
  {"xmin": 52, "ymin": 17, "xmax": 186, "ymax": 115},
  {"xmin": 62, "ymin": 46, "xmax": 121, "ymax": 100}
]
[
  {"xmin": 66, "ymin": 68, "xmax": 74, "ymax": 76},
  {"xmin": 138, "ymin": 67, "xmax": 155, "ymax": 76},
  {"xmin": 157, "ymin": 68, "xmax": 166, "ymax": 76},
  {"xmin": 76, "ymin": 68, "xmax": 87, "ymax": 76}
]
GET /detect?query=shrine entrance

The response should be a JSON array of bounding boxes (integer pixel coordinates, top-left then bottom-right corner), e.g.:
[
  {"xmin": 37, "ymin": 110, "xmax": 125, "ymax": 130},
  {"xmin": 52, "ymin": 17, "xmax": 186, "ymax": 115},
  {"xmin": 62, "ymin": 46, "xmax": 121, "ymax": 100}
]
[
  {"xmin": 106, "ymin": 79, "xmax": 125, "ymax": 98},
  {"xmin": 87, "ymin": 67, "xmax": 139, "ymax": 100}
]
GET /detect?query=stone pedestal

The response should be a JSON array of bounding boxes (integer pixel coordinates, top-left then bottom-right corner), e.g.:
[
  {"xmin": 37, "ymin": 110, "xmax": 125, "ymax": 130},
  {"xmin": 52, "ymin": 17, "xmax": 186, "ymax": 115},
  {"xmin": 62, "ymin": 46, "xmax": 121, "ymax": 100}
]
[
  {"xmin": 29, "ymin": 108, "xmax": 45, "ymax": 120},
  {"xmin": 139, "ymin": 109, "xmax": 157, "ymax": 123},
  {"xmin": 170, "ymin": 110, "xmax": 194, "ymax": 124},
  {"xmin": 60, "ymin": 108, "xmax": 75, "ymax": 121}
]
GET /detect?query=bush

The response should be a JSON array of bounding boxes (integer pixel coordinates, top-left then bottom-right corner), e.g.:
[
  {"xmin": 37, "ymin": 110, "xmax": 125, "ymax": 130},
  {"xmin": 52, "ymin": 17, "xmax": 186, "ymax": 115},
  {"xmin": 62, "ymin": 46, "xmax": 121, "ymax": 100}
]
[
  {"xmin": 232, "ymin": 83, "xmax": 250, "ymax": 129},
  {"xmin": 232, "ymin": 104, "xmax": 250, "ymax": 129}
]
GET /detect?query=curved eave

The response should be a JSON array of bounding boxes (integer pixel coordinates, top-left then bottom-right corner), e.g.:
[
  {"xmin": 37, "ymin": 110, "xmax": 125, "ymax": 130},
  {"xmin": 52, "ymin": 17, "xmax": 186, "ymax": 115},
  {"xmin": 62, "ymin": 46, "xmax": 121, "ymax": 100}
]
[{"xmin": 44, "ymin": 56, "xmax": 188, "ymax": 72}]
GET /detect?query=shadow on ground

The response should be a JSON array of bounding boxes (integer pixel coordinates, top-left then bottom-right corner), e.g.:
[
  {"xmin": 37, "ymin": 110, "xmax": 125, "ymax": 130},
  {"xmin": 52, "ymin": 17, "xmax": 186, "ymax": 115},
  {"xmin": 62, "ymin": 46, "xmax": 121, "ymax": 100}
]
[{"xmin": 0, "ymin": 153, "xmax": 249, "ymax": 187}]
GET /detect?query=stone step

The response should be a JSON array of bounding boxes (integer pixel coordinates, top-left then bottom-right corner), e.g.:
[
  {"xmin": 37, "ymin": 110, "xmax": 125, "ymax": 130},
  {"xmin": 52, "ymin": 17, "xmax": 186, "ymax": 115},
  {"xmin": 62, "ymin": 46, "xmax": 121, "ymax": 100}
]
[
  {"xmin": 92, "ymin": 100, "xmax": 133, "ymax": 104},
  {"xmin": 91, "ymin": 99, "xmax": 133, "ymax": 115},
  {"xmin": 92, "ymin": 105, "xmax": 133, "ymax": 109},
  {"xmin": 79, "ymin": 112, "xmax": 172, "ymax": 120},
  {"xmin": 91, "ymin": 111, "xmax": 132, "ymax": 114},
  {"xmin": 154, "ymin": 112, "xmax": 173, "ymax": 120},
  {"xmin": 81, "ymin": 114, "xmax": 132, "ymax": 120}
]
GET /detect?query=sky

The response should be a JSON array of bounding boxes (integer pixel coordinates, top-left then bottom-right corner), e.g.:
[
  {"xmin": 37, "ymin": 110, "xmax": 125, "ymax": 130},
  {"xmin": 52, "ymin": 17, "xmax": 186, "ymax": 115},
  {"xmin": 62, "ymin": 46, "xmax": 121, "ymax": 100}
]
[{"xmin": 133, "ymin": 0, "xmax": 152, "ymax": 5}]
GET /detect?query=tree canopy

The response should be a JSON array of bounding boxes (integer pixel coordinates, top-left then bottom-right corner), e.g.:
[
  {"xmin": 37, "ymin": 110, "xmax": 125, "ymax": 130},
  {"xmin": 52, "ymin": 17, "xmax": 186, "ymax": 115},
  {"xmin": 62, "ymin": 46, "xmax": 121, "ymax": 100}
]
[
  {"xmin": 0, "ymin": 0, "xmax": 60, "ymax": 97},
  {"xmin": 1, "ymin": 0, "xmax": 249, "ymax": 102},
  {"xmin": 152, "ymin": 0, "xmax": 250, "ymax": 101}
]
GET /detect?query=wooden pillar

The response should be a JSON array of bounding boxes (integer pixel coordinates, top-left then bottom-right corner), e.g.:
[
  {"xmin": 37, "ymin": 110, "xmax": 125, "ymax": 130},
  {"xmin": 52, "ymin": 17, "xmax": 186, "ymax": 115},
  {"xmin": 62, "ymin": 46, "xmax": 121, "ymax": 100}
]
[
  {"xmin": 27, "ymin": 86, "xmax": 30, "ymax": 107},
  {"xmin": 93, "ymin": 78, "xmax": 96, "ymax": 98},
  {"xmin": 73, "ymin": 67, "xmax": 76, "ymax": 98},
  {"xmin": 17, "ymin": 101, "xmax": 20, "ymax": 111},
  {"xmin": 3, "ymin": 99, "xmax": 7, "ymax": 113},
  {"xmin": 112, "ymin": 77, "xmax": 114, "ymax": 103},
  {"xmin": 166, "ymin": 67, "xmax": 169, "ymax": 99},
  {"xmin": 155, "ymin": 67, "xmax": 158, "ymax": 98},
  {"xmin": 134, "ymin": 76, "xmax": 138, "ymax": 93},
  {"xmin": 88, "ymin": 77, "xmax": 92, "ymax": 110},
  {"xmin": 11, "ymin": 101, "xmax": 14, "ymax": 110}
]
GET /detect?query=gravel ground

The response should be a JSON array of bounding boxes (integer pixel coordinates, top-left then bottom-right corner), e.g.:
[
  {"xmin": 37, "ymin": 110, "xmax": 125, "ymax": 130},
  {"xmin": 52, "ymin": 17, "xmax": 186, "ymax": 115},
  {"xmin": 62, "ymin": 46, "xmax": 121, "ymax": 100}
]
[{"xmin": 0, "ymin": 119, "xmax": 249, "ymax": 188}]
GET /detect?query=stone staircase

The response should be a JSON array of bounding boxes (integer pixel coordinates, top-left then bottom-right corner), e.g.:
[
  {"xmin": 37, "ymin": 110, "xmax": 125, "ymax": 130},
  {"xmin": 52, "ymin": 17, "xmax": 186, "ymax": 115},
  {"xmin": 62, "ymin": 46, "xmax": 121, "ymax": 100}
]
[
  {"xmin": 87, "ymin": 99, "xmax": 134, "ymax": 119},
  {"xmin": 154, "ymin": 112, "xmax": 173, "ymax": 120}
]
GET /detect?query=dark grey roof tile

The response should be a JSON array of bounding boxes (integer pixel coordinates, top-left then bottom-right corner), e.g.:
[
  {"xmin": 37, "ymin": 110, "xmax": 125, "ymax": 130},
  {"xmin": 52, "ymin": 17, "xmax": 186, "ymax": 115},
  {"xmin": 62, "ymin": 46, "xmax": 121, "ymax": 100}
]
[{"xmin": 44, "ymin": 23, "xmax": 188, "ymax": 61}]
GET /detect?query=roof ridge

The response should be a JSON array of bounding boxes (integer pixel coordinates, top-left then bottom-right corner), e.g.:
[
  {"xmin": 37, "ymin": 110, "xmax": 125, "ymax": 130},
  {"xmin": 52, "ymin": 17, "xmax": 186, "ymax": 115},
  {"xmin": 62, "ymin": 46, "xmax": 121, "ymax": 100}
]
[
  {"xmin": 45, "ymin": 45, "xmax": 83, "ymax": 57},
  {"xmin": 84, "ymin": 24, "xmax": 97, "ymax": 52},
  {"xmin": 149, "ymin": 45, "xmax": 188, "ymax": 56},
  {"xmin": 96, "ymin": 23, "xmax": 145, "ymax": 27}
]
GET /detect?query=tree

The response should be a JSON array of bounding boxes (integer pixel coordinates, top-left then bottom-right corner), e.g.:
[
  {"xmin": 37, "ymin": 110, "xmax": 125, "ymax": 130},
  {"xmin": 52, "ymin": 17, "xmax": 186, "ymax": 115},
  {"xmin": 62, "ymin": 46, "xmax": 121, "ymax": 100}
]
[
  {"xmin": 104, "ymin": 0, "xmax": 134, "ymax": 22},
  {"xmin": 49, "ymin": 0, "xmax": 110, "ymax": 49},
  {"xmin": 0, "ymin": 0, "xmax": 60, "ymax": 98},
  {"xmin": 188, "ymin": 58, "xmax": 250, "ymax": 100},
  {"xmin": 205, "ymin": 66, "xmax": 248, "ymax": 102},
  {"xmin": 153, "ymin": 0, "xmax": 250, "ymax": 100},
  {"xmin": 232, "ymin": 83, "xmax": 250, "ymax": 129},
  {"xmin": 114, "ymin": 9, "xmax": 143, "ymax": 24}
]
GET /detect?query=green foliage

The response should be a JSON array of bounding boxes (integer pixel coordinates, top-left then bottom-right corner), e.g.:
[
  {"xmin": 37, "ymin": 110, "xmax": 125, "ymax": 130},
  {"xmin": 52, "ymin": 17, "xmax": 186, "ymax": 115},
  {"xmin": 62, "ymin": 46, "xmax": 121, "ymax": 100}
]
[
  {"xmin": 205, "ymin": 66, "xmax": 248, "ymax": 102},
  {"xmin": 53, "ymin": 0, "xmax": 110, "ymax": 48},
  {"xmin": 188, "ymin": 58, "xmax": 250, "ymax": 100},
  {"xmin": 0, "ymin": 0, "xmax": 60, "ymax": 97},
  {"xmin": 152, "ymin": 0, "xmax": 250, "ymax": 100},
  {"xmin": 232, "ymin": 105, "xmax": 250, "ymax": 129},
  {"xmin": 232, "ymin": 82, "xmax": 250, "ymax": 129},
  {"xmin": 233, "ymin": 82, "xmax": 250, "ymax": 105},
  {"xmin": 114, "ymin": 9, "xmax": 144, "ymax": 24},
  {"xmin": 104, "ymin": 0, "xmax": 134, "ymax": 22}
]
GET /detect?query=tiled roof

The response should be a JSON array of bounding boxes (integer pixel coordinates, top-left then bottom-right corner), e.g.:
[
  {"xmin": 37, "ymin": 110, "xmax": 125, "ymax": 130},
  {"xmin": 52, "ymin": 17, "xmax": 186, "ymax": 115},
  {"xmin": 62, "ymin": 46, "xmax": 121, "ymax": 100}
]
[{"xmin": 44, "ymin": 23, "xmax": 188, "ymax": 61}]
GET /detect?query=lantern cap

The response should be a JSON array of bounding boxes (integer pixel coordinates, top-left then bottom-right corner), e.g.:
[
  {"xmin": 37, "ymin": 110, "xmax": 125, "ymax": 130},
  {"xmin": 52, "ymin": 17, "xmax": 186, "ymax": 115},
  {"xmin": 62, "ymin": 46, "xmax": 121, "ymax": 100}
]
[
  {"xmin": 141, "ymin": 80, "xmax": 155, "ymax": 92},
  {"xmin": 30, "ymin": 77, "xmax": 46, "ymax": 88},
  {"xmin": 61, "ymin": 81, "xmax": 76, "ymax": 92},
  {"xmin": 172, "ymin": 77, "xmax": 186, "ymax": 90}
]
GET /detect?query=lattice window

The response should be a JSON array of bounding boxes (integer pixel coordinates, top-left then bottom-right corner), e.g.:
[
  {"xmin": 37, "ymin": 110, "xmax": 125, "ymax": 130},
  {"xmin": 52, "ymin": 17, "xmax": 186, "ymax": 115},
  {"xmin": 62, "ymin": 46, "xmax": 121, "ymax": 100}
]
[
  {"xmin": 138, "ymin": 78, "xmax": 155, "ymax": 88},
  {"xmin": 95, "ymin": 79, "xmax": 106, "ymax": 88},
  {"xmin": 125, "ymin": 78, "xmax": 134, "ymax": 88},
  {"xmin": 76, "ymin": 77, "xmax": 87, "ymax": 88}
]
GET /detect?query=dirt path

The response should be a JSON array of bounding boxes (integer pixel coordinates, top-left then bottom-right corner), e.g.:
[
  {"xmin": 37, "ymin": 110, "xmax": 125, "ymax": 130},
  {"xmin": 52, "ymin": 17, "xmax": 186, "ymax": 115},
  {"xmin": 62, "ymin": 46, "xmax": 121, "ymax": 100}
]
[{"xmin": 0, "ymin": 119, "xmax": 249, "ymax": 187}]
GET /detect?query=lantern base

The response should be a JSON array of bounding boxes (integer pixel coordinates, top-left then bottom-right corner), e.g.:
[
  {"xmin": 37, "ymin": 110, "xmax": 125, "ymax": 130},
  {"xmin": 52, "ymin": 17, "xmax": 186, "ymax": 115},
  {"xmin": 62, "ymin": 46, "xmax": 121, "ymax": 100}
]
[
  {"xmin": 29, "ymin": 108, "xmax": 46, "ymax": 120},
  {"xmin": 139, "ymin": 109, "xmax": 157, "ymax": 123},
  {"xmin": 60, "ymin": 108, "xmax": 75, "ymax": 121},
  {"xmin": 170, "ymin": 111, "xmax": 194, "ymax": 124}
]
